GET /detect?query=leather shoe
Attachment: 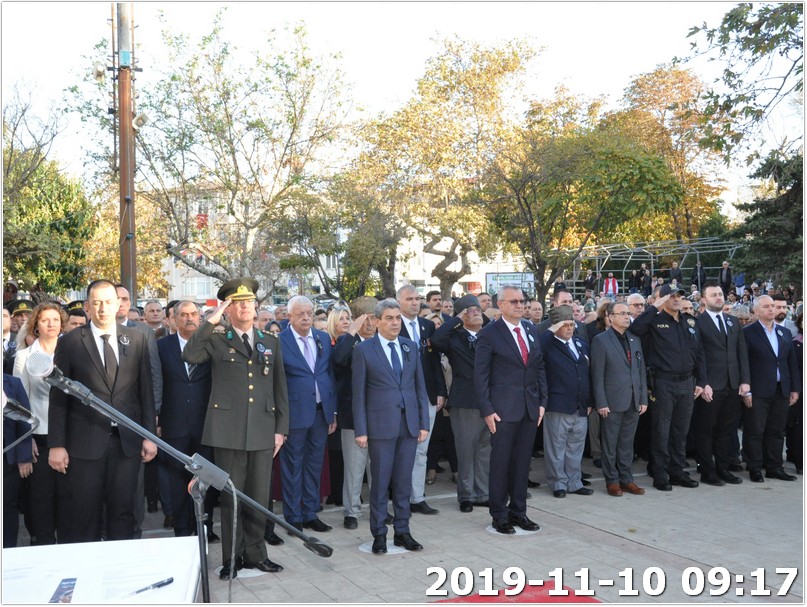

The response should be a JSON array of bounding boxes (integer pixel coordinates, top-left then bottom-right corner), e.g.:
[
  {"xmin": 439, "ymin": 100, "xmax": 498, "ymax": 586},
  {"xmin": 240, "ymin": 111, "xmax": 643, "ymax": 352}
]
[
  {"xmin": 653, "ymin": 481, "xmax": 672, "ymax": 491},
  {"xmin": 147, "ymin": 501, "xmax": 158, "ymax": 513},
  {"xmin": 700, "ymin": 473, "xmax": 726, "ymax": 487},
  {"xmin": 459, "ymin": 501, "xmax": 473, "ymax": 513},
  {"xmin": 287, "ymin": 521, "xmax": 303, "ymax": 535},
  {"xmin": 492, "ymin": 518, "xmax": 515, "ymax": 534},
  {"xmin": 607, "ymin": 483, "xmax": 623, "ymax": 497},
  {"xmin": 767, "ymin": 468, "xmax": 797, "ymax": 481},
  {"xmin": 527, "ymin": 479, "xmax": 541, "ymax": 488},
  {"xmin": 620, "ymin": 482, "xmax": 645, "ymax": 495},
  {"xmin": 508, "ymin": 514, "xmax": 540, "ymax": 531},
  {"xmin": 343, "ymin": 516, "xmax": 358, "ymax": 529},
  {"xmin": 219, "ymin": 560, "xmax": 238, "ymax": 580},
  {"xmin": 394, "ymin": 532, "xmax": 423, "ymax": 551},
  {"xmin": 410, "ymin": 501, "xmax": 439, "ymax": 515},
  {"xmin": 581, "ymin": 479, "xmax": 591, "ymax": 486},
  {"xmin": 264, "ymin": 530, "xmax": 284, "ymax": 545},
  {"xmin": 729, "ymin": 463, "xmax": 744, "ymax": 472},
  {"xmin": 207, "ymin": 530, "xmax": 221, "ymax": 543},
  {"xmin": 749, "ymin": 470, "xmax": 764, "ymax": 483},
  {"xmin": 553, "ymin": 489, "xmax": 566, "ymax": 498},
  {"xmin": 474, "ymin": 500, "xmax": 489, "ymax": 507},
  {"xmin": 669, "ymin": 476, "xmax": 699, "ymax": 488},
  {"xmin": 243, "ymin": 558, "xmax": 283, "ymax": 573},
  {"xmin": 372, "ymin": 535, "xmax": 387, "ymax": 554},
  {"xmin": 717, "ymin": 471, "xmax": 743, "ymax": 485},
  {"xmin": 302, "ymin": 517, "xmax": 332, "ymax": 532},
  {"xmin": 163, "ymin": 515, "xmax": 174, "ymax": 529},
  {"xmin": 570, "ymin": 487, "xmax": 593, "ymax": 495},
  {"xmin": 581, "ymin": 472, "xmax": 592, "ymax": 479}
]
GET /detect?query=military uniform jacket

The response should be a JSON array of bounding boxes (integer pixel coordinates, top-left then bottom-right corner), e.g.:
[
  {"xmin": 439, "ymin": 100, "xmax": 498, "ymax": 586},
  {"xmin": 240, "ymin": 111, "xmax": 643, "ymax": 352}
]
[{"xmin": 183, "ymin": 321, "xmax": 289, "ymax": 451}]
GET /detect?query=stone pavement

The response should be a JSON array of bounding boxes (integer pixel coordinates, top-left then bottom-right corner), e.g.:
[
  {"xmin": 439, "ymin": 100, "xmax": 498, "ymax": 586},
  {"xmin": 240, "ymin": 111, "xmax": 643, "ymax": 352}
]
[{"xmin": 137, "ymin": 457, "xmax": 803, "ymax": 603}]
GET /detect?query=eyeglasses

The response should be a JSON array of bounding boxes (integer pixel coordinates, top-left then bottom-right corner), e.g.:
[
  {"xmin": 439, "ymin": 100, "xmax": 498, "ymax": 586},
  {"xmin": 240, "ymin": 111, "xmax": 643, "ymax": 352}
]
[
  {"xmin": 503, "ymin": 299, "xmax": 526, "ymax": 305},
  {"xmin": 610, "ymin": 311, "xmax": 631, "ymax": 316},
  {"xmin": 630, "ymin": 303, "xmax": 645, "ymax": 307}
]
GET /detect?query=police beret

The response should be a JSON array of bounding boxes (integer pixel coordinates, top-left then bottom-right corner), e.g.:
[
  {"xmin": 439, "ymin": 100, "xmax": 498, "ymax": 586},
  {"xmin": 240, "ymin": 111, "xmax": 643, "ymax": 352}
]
[
  {"xmin": 6, "ymin": 299, "xmax": 33, "ymax": 316},
  {"xmin": 548, "ymin": 304, "xmax": 574, "ymax": 325},
  {"xmin": 453, "ymin": 294, "xmax": 481, "ymax": 316},
  {"xmin": 217, "ymin": 278, "xmax": 259, "ymax": 302}
]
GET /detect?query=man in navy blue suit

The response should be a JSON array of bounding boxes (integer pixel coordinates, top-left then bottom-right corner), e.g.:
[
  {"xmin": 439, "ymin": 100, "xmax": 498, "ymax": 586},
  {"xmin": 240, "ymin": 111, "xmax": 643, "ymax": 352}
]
[
  {"xmin": 742, "ymin": 295, "xmax": 801, "ymax": 482},
  {"xmin": 156, "ymin": 300, "xmax": 218, "ymax": 539},
  {"xmin": 278, "ymin": 296, "xmax": 337, "ymax": 533},
  {"xmin": 475, "ymin": 285, "xmax": 547, "ymax": 534},
  {"xmin": 4, "ymin": 374, "xmax": 33, "ymax": 547},
  {"xmin": 352, "ymin": 298, "xmax": 430, "ymax": 554}
]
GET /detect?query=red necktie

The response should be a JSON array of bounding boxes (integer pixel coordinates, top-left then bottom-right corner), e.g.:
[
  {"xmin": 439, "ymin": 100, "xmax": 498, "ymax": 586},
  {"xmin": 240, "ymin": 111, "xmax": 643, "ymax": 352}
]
[{"xmin": 514, "ymin": 327, "xmax": 529, "ymax": 366}]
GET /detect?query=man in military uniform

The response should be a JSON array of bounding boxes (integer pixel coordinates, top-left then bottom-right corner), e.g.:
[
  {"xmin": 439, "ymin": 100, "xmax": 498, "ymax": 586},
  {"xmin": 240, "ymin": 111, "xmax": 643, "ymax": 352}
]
[
  {"xmin": 7, "ymin": 299, "xmax": 33, "ymax": 335},
  {"xmin": 630, "ymin": 284, "xmax": 709, "ymax": 491},
  {"xmin": 183, "ymin": 278, "xmax": 289, "ymax": 580}
]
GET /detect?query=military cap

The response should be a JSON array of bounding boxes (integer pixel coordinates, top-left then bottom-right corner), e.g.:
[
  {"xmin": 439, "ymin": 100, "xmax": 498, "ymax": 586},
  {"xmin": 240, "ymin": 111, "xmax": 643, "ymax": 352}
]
[
  {"xmin": 548, "ymin": 304, "xmax": 574, "ymax": 325},
  {"xmin": 66, "ymin": 300, "xmax": 85, "ymax": 313},
  {"xmin": 658, "ymin": 284, "xmax": 686, "ymax": 297},
  {"xmin": 217, "ymin": 277, "xmax": 259, "ymax": 302},
  {"xmin": 6, "ymin": 299, "xmax": 34, "ymax": 316},
  {"xmin": 453, "ymin": 294, "xmax": 481, "ymax": 316}
]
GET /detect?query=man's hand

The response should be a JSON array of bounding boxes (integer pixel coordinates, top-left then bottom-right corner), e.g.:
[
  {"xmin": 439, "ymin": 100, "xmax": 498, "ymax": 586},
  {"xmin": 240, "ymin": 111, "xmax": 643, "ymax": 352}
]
[
  {"xmin": 436, "ymin": 396, "xmax": 446, "ymax": 411},
  {"xmin": 417, "ymin": 429, "xmax": 429, "ymax": 443},
  {"xmin": 273, "ymin": 434, "xmax": 285, "ymax": 457},
  {"xmin": 141, "ymin": 439, "xmax": 158, "ymax": 463},
  {"xmin": 18, "ymin": 463, "xmax": 32, "ymax": 478},
  {"xmin": 738, "ymin": 383, "xmax": 751, "ymax": 397},
  {"xmin": 653, "ymin": 293, "xmax": 670, "ymax": 310},
  {"xmin": 693, "ymin": 385, "xmax": 704, "ymax": 399},
  {"xmin": 701, "ymin": 385, "xmax": 713, "ymax": 402},
  {"xmin": 484, "ymin": 413, "xmax": 500, "ymax": 434},
  {"xmin": 328, "ymin": 421, "xmax": 337, "ymax": 435},
  {"xmin": 347, "ymin": 314, "xmax": 367, "ymax": 336},
  {"xmin": 537, "ymin": 406, "xmax": 545, "ymax": 427},
  {"xmin": 355, "ymin": 435, "xmax": 368, "ymax": 449},
  {"xmin": 31, "ymin": 438, "xmax": 39, "ymax": 463},
  {"xmin": 598, "ymin": 407, "xmax": 610, "ymax": 418},
  {"xmin": 790, "ymin": 392, "xmax": 800, "ymax": 406},
  {"xmin": 639, "ymin": 404, "xmax": 648, "ymax": 415},
  {"xmin": 586, "ymin": 407, "xmax": 592, "ymax": 416},
  {"xmin": 206, "ymin": 299, "xmax": 231, "ymax": 325},
  {"xmin": 49, "ymin": 447, "xmax": 69, "ymax": 474}
]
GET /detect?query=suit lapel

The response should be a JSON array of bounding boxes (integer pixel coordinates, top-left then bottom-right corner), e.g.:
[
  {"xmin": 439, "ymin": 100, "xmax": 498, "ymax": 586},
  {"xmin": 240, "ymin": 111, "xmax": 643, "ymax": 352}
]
[
  {"xmin": 371, "ymin": 336, "xmax": 399, "ymax": 384},
  {"xmin": 497, "ymin": 319, "xmax": 523, "ymax": 363},
  {"xmin": 169, "ymin": 334, "xmax": 189, "ymax": 380},
  {"xmin": 81, "ymin": 327, "xmax": 111, "ymax": 389}
]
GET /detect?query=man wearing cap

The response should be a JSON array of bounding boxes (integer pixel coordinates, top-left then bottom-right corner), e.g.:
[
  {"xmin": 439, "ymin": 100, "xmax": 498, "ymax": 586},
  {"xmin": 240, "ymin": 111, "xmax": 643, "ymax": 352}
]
[
  {"xmin": 630, "ymin": 284, "xmax": 709, "ymax": 491},
  {"xmin": 431, "ymin": 294, "xmax": 490, "ymax": 513},
  {"xmin": 64, "ymin": 301, "xmax": 87, "ymax": 333},
  {"xmin": 536, "ymin": 289, "xmax": 587, "ymax": 342},
  {"xmin": 183, "ymin": 278, "xmax": 289, "ymax": 579},
  {"xmin": 7, "ymin": 299, "xmax": 33, "ymax": 334},
  {"xmin": 539, "ymin": 305, "xmax": 593, "ymax": 498},
  {"xmin": 3, "ymin": 307, "xmax": 17, "ymax": 375}
]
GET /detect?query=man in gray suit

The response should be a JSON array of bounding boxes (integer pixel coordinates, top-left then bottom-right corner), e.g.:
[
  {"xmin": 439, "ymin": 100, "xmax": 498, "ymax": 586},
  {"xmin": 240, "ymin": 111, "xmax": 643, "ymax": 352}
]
[
  {"xmin": 590, "ymin": 302, "xmax": 648, "ymax": 497},
  {"xmin": 352, "ymin": 299, "xmax": 430, "ymax": 554}
]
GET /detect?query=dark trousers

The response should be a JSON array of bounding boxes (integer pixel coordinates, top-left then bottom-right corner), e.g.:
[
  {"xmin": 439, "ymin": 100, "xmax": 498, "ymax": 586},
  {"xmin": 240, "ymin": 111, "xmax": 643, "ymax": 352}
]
[
  {"xmin": 692, "ymin": 390, "xmax": 742, "ymax": 475},
  {"xmin": 367, "ymin": 411, "xmax": 417, "ymax": 537},
  {"xmin": 162, "ymin": 434, "xmax": 217, "ymax": 537},
  {"xmin": 29, "ymin": 435, "xmax": 70, "ymax": 544},
  {"xmin": 215, "ymin": 447, "xmax": 273, "ymax": 565},
  {"xmin": 742, "ymin": 391, "xmax": 789, "ymax": 473},
  {"xmin": 650, "ymin": 377, "xmax": 695, "ymax": 483},
  {"xmin": 786, "ymin": 396, "xmax": 802, "ymax": 470},
  {"xmin": 4, "ymin": 457, "xmax": 21, "ymax": 548},
  {"xmin": 280, "ymin": 409, "xmax": 328, "ymax": 524},
  {"xmin": 65, "ymin": 432, "xmax": 141, "ymax": 543},
  {"xmin": 426, "ymin": 409, "xmax": 457, "ymax": 472},
  {"xmin": 488, "ymin": 416, "xmax": 537, "ymax": 520}
]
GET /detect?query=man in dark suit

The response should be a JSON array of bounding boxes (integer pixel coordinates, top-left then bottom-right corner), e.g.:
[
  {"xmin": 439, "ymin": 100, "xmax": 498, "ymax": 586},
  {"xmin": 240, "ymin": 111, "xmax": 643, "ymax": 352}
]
[
  {"xmin": 278, "ymin": 295, "xmax": 337, "ymax": 533},
  {"xmin": 693, "ymin": 282, "xmax": 750, "ymax": 486},
  {"xmin": 539, "ymin": 305, "xmax": 592, "ymax": 499},
  {"xmin": 718, "ymin": 261, "xmax": 733, "ymax": 296},
  {"xmin": 591, "ymin": 302, "xmax": 648, "ymax": 497},
  {"xmin": 4, "ymin": 373, "xmax": 33, "ymax": 547},
  {"xmin": 742, "ymin": 295, "xmax": 801, "ymax": 482},
  {"xmin": 352, "ymin": 298, "xmax": 430, "ymax": 554},
  {"xmin": 474, "ymin": 285, "xmax": 547, "ymax": 534},
  {"xmin": 183, "ymin": 278, "xmax": 289, "ymax": 579},
  {"xmin": 397, "ymin": 285, "xmax": 447, "ymax": 515},
  {"xmin": 48, "ymin": 279, "xmax": 157, "ymax": 543},
  {"xmin": 157, "ymin": 300, "xmax": 217, "ymax": 539},
  {"xmin": 2, "ymin": 307, "xmax": 17, "ymax": 375},
  {"xmin": 431, "ymin": 295, "xmax": 490, "ymax": 513},
  {"xmin": 536, "ymin": 289, "xmax": 587, "ymax": 342}
]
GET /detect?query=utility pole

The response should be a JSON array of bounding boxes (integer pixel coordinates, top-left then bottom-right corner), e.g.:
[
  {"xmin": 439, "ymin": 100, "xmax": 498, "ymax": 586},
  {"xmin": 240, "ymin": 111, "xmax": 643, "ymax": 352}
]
[{"xmin": 116, "ymin": 2, "xmax": 137, "ymax": 298}]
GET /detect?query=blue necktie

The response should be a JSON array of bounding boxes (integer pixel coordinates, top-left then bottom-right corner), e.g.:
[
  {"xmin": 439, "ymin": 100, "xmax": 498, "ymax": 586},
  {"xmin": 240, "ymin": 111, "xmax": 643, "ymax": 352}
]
[{"xmin": 388, "ymin": 341, "xmax": 402, "ymax": 384}]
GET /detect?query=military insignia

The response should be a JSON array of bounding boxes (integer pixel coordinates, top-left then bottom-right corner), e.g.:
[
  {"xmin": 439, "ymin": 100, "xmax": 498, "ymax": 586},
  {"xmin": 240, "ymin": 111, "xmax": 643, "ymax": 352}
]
[
  {"xmin": 228, "ymin": 347, "xmax": 236, "ymax": 354},
  {"xmin": 256, "ymin": 343, "xmax": 266, "ymax": 353},
  {"xmin": 256, "ymin": 330, "xmax": 265, "ymax": 339},
  {"xmin": 212, "ymin": 326, "xmax": 226, "ymax": 334},
  {"xmin": 777, "ymin": 329, "xmax": 784, "ymax": 337},
  {"xmin": 687, "ymin": 318, "xmax": 696, "ymax": 327},
  {"xmin": 119, "ymin": 335, "xmax": 130, "ymax": 346},
  {"xmin": 266, "ymin": 348, "xmax": 273, "ymax": 356},
  {"xmin": 226, "ymin": 330, "xmax": 234, "ymax": 340}
]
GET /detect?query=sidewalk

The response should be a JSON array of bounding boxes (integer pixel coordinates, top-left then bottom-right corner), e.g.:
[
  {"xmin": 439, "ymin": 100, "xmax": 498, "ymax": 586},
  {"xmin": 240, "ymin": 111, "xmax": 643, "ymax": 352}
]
[{"xmin": 139, "ymin": 457, "xmax": 803, "ymax": 603}]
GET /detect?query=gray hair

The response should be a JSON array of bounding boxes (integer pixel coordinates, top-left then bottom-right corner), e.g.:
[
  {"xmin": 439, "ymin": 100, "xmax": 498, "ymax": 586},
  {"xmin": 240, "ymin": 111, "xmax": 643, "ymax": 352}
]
[
  {"xmin": 626, "ymin": 293, "xmax": 645, "ymax": 305},
  {"xmin": 287, "ymin": 295, "xmax": 313, "ymax": 315},
  {"xmin": 396, "ymin": 284, "xmax": 418, "ymax": 298},
  {"xmin": 374, "ymin": 298, "xmax": 401, "ymax": 319},
  {"xmin": 497, "ymin": 284, "xmax": 523, "ymax": 301},
  {"xmin": 176, "ymin": 300, "xmax": 201, "ymax": 314}
]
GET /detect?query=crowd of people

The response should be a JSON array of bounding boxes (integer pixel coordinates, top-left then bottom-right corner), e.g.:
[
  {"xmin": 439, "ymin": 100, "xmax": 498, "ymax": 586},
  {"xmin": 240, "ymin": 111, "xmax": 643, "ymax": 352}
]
[{"xmin": 1, "ymin": 260, "xmax": 802, "ymax": 579}]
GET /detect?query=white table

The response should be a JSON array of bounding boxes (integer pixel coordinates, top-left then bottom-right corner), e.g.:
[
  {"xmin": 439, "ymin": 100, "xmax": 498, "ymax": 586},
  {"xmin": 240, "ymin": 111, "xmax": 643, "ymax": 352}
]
[{"xmin": 3, "ymin": 536, "xmax": 200, "ymax": 603}]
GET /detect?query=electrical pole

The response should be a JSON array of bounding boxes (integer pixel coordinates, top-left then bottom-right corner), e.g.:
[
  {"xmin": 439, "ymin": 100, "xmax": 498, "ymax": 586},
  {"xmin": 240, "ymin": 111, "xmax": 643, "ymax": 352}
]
[{"xmin": 116, "ymin": 2, "xmax": 137, "ymax": 298}]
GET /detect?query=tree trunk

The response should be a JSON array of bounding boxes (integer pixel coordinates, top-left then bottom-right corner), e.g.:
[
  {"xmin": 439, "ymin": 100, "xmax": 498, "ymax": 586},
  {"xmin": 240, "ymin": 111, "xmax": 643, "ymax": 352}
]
[{"xmin": 375, "ymin": 246, "xmax": 398, "ymax": 298}]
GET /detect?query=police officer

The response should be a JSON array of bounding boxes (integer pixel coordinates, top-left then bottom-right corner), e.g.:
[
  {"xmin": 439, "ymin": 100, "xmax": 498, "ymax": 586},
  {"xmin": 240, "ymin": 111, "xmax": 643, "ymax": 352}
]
[
  {"xmin": 630, "ymin": 284, "xmax": 709, "ymax": 491},
  {"xmin": 183, "ymin": 278, "xmax": 289, "ymax": 580}
]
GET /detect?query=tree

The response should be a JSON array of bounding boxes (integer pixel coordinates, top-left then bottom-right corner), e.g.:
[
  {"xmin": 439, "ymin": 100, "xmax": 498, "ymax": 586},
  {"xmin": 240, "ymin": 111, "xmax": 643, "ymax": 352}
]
[
  {"xmin": 729, "ymin": 153, "xmax": 802, "ymax": 293},
  {"xmin": 684, "ymin": 3, "xmax": 803, "ymax": 161}
]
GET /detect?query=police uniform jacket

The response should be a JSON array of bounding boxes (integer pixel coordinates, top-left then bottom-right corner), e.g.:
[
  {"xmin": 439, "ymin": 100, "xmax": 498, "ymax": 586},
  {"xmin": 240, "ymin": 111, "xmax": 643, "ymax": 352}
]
[{"xmin": 182, "ymin": 321, "xmax": 289, "ymax": 451}]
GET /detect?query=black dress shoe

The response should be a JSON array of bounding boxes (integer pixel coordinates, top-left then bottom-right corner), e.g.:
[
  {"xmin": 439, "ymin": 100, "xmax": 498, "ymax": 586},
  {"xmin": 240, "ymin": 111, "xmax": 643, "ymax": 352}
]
[
  {"xmin": 729, "ymin": 463, "xmax": 744, "ymax": 472},
  {"xmin": 581, "ymin": 472, "xmax": 592, "ymax": 479},
  {"xmin": 717, "ymin": 471, "xmax": 743, "ymax": 484},
  {"xmin": 302, "ymin": 517, "xmax": 333, "ymax": 532},
  {"xmin": 265, "ymin": 530, "xmax": 284, "ymax": 545},
  {"xmin": 147, "ymin": 501, "xmax": 158, "ymax": 513},
  {"xmin": 653, "ymin": 481, "xmax": 672, "ymax": 491},
  {"xmin": 767, "ymin": 468, "xmax": 797, "ymax": 481},
  {"xmin": 508, "ymin": 514, "xmax": 540, "ymax": 531},
  {"xmin": 384, "ymin": 512, "xmax": 394, "ymax": 524},
  {"xmin": 394, "ymin": 532, "xmax": 423, "ymax": 551},
  {"xmin": 474, "ymin": 500, "xmax": 489, "ymax": 507},
  {"xmin": 492, "ymin": 518, "xmax": 516, "ymax": 534},
  {"xmin": 343, "ymin": 516, "xmax": 358, "ymax": 529},
  {"xmin": 243, "ymin": 558, "xmax": 283, "ymax": 573},
  {"xmin": 163, "ymin": 515, "xmax": 174, "ymax": 528},
  {"xmin": 749, "ymin": 470, "xmax": 765, "ymax": 483},
  {"xmin": 669, "ymin": 476, "xmax": 699, "ymax": 488},
  {"xmin": 553, "ymin": 489, "xmax": 566, "ymax": 498},
  {"xmin": 570, "ymin": 487, "xmax": 593, "ymax": 495},
  {"xmin": 219, "ymin": 558, "xmax": 242, "ymax": 580},
  {"xmin": 410, "ymin": 501, "xmax": 439, "ymax": 514},
  {"xmin": 287, "ymin": 522, "xmax": 303, "ymax": 535},
  {"xmin": 527, "ymin": 479, "xmax": 541, "ymax": 488},
  {"xmin": 207, "ymin": 530, "xmax": 221, "ymax": 543},
  {"xmin": 459, "ymin": 501, "xmax": 473, "ymax": 513},
  {"xmin": 372, "ymin": 535, "xmax": 387, "ymax": 554},
  {"xmin": 581, "ymin": 479, "xmax": 591, "ymax": 486},
  {"xmin": 700, "ymin": 473, "xmax": 726, "ymax": 487}
]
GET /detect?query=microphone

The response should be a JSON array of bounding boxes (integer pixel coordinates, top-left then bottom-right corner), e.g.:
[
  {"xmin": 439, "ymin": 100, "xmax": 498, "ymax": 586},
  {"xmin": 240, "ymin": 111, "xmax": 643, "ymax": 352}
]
[
  {"xmin": 3, "ymin": 397, "xmax": 36, "ymax": 425},
  {"xmin": 26, "ymin": 351, "xmax": 63, "ymax": 381}
]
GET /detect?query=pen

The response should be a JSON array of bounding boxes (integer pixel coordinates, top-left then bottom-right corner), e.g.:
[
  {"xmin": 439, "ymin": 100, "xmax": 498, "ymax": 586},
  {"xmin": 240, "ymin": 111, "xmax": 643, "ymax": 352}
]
[{"xmin": 127, "ymin": 577, "xmax": 174, "ymax": 596}]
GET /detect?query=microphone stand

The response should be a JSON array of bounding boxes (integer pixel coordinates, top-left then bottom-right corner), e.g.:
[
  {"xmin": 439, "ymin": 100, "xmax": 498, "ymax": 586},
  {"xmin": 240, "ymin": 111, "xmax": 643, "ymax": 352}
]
[{"xmin": 40, "ymin": 366, "xmax": 333, "ymax": 602}]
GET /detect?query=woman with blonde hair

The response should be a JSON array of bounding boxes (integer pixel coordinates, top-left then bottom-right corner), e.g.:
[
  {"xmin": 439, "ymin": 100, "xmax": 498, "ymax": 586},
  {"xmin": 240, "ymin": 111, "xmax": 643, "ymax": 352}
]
[
  {"xmin": 326, "ymin": 305, "xmax": 352, "ymax": 346},
  {"xmin": 13, "ymin": 301, "xmax": 68, "ymax": 545}
]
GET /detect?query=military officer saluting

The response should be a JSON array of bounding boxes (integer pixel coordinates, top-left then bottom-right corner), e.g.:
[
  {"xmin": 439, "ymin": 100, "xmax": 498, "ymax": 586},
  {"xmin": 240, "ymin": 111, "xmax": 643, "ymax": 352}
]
[{"xmin": 183, "ymin": 278, "xmax": 289, "ymax": 580}]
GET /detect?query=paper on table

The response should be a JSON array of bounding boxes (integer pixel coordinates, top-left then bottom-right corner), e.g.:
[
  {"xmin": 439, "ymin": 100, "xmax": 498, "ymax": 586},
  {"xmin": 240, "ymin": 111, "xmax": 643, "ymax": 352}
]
[{"xmin": 71, "ymin": 557, "xmax": 173, "ymax": 603}]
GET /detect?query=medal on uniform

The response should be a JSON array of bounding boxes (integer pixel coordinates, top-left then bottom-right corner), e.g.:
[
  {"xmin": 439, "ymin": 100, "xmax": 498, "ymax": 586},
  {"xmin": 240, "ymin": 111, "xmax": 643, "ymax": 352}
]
[
  {"xmin": 228, "ymin": 347, "xmax": 236, "ymax": 354},
  {"xmin": 226, "ymin": 330, "xmax": 234, "ymax": 340},
  {"xmin": 256, "ymin": 343, "xmax": 266, "ymax": 354}
]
